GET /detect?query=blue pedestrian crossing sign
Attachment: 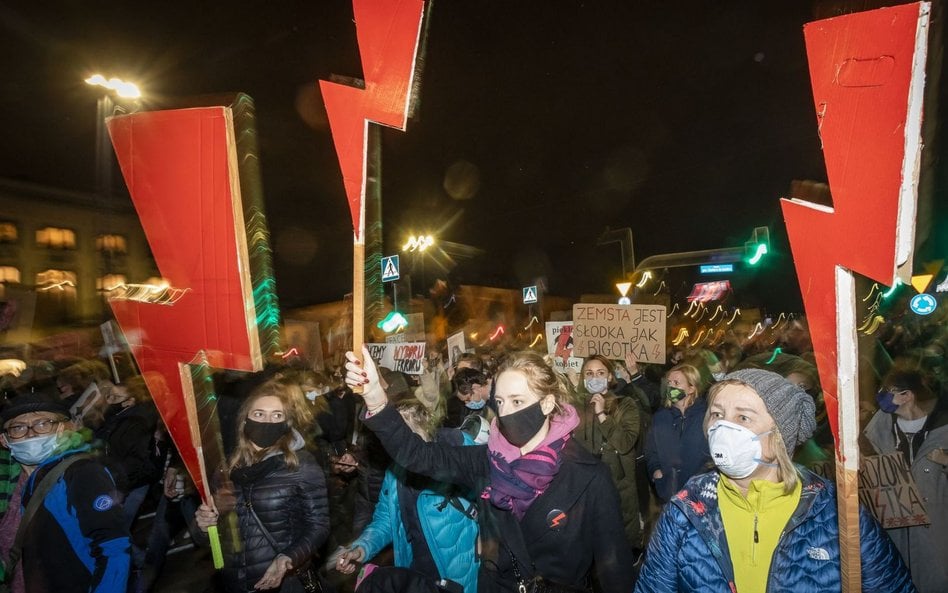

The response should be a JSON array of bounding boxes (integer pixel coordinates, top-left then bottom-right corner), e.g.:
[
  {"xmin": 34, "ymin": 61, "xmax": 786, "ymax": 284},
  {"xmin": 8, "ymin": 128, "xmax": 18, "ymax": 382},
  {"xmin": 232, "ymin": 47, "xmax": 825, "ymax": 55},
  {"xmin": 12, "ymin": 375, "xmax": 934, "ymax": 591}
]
[
  {"xmin": 523, "ymin": 285, "xmax": 538, "ymax": 304},
  {"xmin": 381, "ymin": 255, "xmax": 400, "ymax": 282}
]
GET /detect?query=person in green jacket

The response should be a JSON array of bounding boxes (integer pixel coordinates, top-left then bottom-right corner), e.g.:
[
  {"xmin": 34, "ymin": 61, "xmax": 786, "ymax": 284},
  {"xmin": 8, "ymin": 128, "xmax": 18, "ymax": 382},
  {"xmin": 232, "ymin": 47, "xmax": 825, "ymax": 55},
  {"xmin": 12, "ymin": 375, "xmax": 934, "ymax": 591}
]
[{"xmin": 574, "ymin": 355, "xmax": 642, "ymax": 551}]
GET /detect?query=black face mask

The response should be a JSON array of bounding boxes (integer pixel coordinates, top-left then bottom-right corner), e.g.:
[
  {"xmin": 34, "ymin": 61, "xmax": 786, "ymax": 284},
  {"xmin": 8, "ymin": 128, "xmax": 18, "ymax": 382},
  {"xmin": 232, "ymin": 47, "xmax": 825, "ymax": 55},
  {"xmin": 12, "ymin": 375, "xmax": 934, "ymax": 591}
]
[
  {"xmin": 497, "ymin": 400, "xmax": 548, "ymax": 447},
  {"xmin": 665, "ymin": 387, "xmax": 686, "ymax": 404},
  {"xmin": 244, "ymin": 419, "xmax": 289, "ymax": 449},
  {"xmin": 106, "ymin": 403, "xmax": 127, "ymax": 418}
]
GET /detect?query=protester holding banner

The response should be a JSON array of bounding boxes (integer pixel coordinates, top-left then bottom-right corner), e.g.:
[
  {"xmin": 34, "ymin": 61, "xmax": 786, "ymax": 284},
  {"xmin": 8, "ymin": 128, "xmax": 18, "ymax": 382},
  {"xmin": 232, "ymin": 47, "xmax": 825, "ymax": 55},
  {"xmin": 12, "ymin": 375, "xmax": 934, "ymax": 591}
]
[
  {"xmin": 194, "ymin": 379, "xmax": 330, "ymax": 593},
  {"xmin": 345, "ymin": 348, "xmax": 635, "ymax": 593},
  {"xmin": 636, "ymin": 369, "xmax": 913, "ymax": 593},
  {"xmin": 574, "ymin": 355, "xmax": 643, "ymax": 552},
  {"xmin": 864, "ymin": 363, "xmax": 947, "ymax": 593},
  {"xmin": 644, "ymin": 364, "xmax": 711, "ymax": 503}
]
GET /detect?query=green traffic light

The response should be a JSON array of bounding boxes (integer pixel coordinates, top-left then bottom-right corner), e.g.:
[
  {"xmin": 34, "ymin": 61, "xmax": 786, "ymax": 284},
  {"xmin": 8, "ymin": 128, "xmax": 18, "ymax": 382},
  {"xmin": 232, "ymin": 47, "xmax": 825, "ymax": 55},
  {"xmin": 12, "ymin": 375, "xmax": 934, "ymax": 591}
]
[
  {"xmin": 377, "ymin": 311, "xmax": 408, "ymax": 333},
  {"xmin": 747, "ymin": 243, "xmax": 768, "ymax": 265}
]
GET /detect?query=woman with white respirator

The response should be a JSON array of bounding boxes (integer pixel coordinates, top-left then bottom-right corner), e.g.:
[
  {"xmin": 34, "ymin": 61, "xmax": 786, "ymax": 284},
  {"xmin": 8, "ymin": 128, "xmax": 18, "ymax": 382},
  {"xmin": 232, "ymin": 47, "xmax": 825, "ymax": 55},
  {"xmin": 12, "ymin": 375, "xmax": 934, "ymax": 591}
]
[{"xmin": 636, "ymin": 369, "xmax": 915, "ymax": 593}]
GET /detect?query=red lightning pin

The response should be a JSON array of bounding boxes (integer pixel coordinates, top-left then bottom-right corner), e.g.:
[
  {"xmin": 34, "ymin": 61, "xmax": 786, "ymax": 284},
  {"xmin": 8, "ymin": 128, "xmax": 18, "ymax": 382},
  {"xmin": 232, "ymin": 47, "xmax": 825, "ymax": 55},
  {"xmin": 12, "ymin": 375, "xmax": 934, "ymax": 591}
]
[
  {"xmin": 320, "ymin": 0, "xmax": 426, "ymax": 373},
  {"xmin": 781, "ymin": 4, "xmax": 929, "ymax": 588}
]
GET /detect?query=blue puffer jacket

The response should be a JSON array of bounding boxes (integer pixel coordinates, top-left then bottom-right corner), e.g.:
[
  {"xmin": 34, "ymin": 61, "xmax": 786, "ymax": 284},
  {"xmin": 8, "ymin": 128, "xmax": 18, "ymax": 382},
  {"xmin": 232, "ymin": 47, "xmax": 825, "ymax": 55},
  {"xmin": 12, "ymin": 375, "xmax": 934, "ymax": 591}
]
[
  {"xmin": 635, "ymin": 467, "xmax": 915, "ymax": 593},
  {"xmin": 352, "ymin": 436, "xmax": 479, "ymax": 593}
]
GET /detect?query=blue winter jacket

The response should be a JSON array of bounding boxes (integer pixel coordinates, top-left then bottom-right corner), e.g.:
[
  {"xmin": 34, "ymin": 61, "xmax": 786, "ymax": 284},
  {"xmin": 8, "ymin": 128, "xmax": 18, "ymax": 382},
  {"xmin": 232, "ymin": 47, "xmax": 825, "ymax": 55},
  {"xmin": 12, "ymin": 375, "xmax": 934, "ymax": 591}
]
[
  {"xmin": 644, "ymin": 398, "xmax": 711, "ymax": 501},
  {"xmin": 635, "ymin": 467, "xmax": 915, "ymax": 593},
  {"xmin": 21, "ymin": 446, "xmax": 130, "ymax": 593},
  {"xmin": 352, "ymin": 437, "xmax": 479, "ymax": 593}
]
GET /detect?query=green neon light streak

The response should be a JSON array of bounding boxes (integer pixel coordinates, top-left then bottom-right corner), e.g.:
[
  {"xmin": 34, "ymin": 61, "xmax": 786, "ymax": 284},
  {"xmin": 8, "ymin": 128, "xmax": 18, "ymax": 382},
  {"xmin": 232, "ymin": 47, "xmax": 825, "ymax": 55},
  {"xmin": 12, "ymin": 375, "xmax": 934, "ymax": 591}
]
[{"xmin": 882, "ymin": 279, "xmax": 902, "ymax": 299}]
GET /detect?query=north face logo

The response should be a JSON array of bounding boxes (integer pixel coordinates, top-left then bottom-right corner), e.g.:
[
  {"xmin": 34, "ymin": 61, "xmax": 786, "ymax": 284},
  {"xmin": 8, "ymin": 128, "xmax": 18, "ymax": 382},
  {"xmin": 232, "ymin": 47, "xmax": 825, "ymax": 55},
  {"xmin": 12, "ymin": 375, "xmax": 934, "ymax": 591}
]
[{"xmin": 806, "ymin": 547, "xmax": 830, "ymax": 561}]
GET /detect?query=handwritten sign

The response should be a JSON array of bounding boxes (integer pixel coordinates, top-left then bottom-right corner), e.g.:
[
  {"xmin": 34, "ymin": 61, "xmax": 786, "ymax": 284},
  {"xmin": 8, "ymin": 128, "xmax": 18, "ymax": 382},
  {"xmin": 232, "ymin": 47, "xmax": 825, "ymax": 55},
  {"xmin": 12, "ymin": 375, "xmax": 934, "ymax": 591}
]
[
  {"xmin": 545, "ymin": 321, "xmax": 583, "ymax": 373},
  {"xmin": 366, "ymin": 342, "xmax": 427, "ymax": 375},
  {"xmin": 859, "ymin": 453, "xmax": 929, "ymax": 529},
  {"xmin": 447, "ymin": 331, "xmax": 466, "ymax": 368},
  {"xmin": 572, "ymin": 304, "xmax": 666, "ymax": 363}
]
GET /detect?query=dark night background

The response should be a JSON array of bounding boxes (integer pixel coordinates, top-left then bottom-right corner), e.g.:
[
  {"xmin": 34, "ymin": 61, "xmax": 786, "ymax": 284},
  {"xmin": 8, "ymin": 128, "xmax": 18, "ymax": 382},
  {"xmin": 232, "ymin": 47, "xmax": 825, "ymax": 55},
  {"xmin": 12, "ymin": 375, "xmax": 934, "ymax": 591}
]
[{"xmin": 0, "ymin": 1, "xmax": 943, "ymax": 313}]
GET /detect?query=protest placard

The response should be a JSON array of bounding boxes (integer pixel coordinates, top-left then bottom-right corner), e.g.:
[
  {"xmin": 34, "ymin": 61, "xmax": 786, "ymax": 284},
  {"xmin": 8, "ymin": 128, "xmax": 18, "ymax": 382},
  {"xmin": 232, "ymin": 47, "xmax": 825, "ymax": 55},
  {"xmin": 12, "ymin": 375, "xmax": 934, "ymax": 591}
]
[
  {"xmin": 447, "ymin": 331, "xmax": 466, "ymax": 367},
  {"xmin": 366, "ymin": 342, "xmax": 427, "ymax": 375},
  {"xmin": 858, "ymin": 453, "xmax": 929, "ymax": 528},
  {"xmin": 571, "ymin": 304, "xmax": 666, "ymax": 363},
  {"xmin": 545, "ymin": 321, "xmax": 583, "ymax": 373}
]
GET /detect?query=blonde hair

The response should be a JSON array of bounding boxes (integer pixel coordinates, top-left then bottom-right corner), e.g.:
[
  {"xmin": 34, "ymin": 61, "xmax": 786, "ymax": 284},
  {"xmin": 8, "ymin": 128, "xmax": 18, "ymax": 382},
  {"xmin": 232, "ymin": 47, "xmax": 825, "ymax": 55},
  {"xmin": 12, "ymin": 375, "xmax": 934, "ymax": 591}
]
[
  {"xmin": 396, "ymin": 398, "xmax": 436, "ymax": 441},
  {"xmin": 664, "ymin": 364, "xmax": 702, "ymax": 408},
  {"xmin": 495, "ymin": 351, "xmax": 571, "ymax": 417},
  {"xmin": 273, "ymin": 373, "xmax": 315, "ymax": 429},
  {"xmin": 705, "ymin": 379, "xmax": 799, "ymax": 494},
  {"xmin": 227, "ymin": 380, "xmax": 308, "ymax": 473}
]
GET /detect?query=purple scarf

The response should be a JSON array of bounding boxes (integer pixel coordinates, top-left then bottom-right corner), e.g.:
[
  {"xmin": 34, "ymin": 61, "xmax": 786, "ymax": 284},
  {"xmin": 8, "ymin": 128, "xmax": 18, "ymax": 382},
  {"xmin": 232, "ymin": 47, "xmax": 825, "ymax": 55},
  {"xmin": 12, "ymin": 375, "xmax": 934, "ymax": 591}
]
[{"xmin": 485, "ymin": 404, "xmax": 579, "ymax": 519}]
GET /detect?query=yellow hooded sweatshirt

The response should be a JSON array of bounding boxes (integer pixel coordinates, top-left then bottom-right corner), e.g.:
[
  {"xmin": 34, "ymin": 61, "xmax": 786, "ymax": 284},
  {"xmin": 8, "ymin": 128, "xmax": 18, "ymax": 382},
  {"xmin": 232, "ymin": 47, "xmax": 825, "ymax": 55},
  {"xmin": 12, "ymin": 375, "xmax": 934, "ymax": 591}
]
[{"xmin": 717, "ymin": 476, "xmax": 801, "ymax": 593}]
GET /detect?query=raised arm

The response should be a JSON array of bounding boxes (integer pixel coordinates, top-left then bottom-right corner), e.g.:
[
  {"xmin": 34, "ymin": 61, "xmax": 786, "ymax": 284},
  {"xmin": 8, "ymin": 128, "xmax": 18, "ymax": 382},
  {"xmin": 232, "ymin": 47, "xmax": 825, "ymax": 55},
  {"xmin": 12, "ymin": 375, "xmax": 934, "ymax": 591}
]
[{"xmin": 346, "ymin": 348, "xmax": 490, "ymax": 491}]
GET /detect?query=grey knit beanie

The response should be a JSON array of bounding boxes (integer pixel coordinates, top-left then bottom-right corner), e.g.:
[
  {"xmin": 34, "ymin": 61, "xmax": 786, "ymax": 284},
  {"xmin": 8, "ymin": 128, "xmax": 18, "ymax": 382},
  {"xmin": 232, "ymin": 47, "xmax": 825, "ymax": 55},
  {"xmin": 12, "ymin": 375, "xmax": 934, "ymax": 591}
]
[{"xmin": 723, "ymin": 368, "xmax": 817, "ymax": 456}]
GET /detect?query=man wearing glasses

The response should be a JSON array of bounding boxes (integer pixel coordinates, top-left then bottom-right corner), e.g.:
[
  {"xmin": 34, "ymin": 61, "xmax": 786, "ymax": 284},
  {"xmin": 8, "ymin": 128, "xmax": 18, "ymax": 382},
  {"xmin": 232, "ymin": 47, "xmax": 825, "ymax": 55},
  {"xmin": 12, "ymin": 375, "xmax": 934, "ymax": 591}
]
[{"xmin": 0, "ymin": 393, "xmax": 130, "ymax": 592}]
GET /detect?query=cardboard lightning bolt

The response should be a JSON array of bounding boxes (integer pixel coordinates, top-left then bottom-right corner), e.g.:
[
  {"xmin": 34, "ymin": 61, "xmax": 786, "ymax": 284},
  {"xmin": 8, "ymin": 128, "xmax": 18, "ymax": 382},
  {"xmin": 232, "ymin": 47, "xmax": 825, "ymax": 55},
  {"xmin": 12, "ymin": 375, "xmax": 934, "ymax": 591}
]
[
  {"xmin": 319, "ymin": 0, "xmax": 427, "ymax": 382},
  {"xmin": 781, "ymin": 4, "xmax": 929, "ymax": 590},
  {"xmin": 107, "ymin": 94, "xmax": 282, "ymax": 568}
]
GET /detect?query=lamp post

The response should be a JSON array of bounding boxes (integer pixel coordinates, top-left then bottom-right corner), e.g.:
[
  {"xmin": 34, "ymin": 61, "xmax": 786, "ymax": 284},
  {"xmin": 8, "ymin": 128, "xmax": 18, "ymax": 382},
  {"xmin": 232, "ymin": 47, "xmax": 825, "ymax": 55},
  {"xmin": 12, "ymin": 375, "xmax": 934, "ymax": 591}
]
[{"xmin": 84, "ymin": 75, "xmax": 142, "ymax": 199}]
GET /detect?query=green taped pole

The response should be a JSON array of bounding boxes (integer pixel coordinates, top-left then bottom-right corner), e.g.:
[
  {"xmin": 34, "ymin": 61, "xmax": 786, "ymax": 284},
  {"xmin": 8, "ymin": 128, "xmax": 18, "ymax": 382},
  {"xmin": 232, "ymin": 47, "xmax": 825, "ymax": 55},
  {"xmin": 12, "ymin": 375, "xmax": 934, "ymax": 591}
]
[{"xmin": 208, "ymin": 525, "xmax": 224, "ymax": 569}]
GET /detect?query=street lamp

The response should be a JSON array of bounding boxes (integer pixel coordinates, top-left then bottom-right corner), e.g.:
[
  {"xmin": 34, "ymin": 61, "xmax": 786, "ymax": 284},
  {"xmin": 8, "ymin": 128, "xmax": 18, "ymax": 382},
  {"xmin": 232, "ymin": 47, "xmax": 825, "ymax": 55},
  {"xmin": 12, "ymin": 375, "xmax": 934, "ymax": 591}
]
[
  {"xmin": 84, "ymin": 74, "xmax": 142, "ymax": 199},
  {"xmin": 402, "ymin": 234, "xmax": 435, "ymax": 252},
  {"xmin": 402, "ymin": 234, "xmax": 436, "ymax": 296},
  {"xmin": 84, "ymin": 75, "xmax": 142, "ymax": 99}
]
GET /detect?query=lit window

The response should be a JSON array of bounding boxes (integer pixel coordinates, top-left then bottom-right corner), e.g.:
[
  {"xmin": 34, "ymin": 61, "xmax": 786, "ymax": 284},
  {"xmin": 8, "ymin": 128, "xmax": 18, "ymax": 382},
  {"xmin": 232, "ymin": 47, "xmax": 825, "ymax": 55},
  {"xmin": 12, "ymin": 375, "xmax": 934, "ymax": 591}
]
[
  {"xmin": 0, "ymin": 222, "xmax": 16, "ymax": 243},
  {"xmin": 96, "ymin": 234, "xmax": 127, "ymax": 253},
  {"xmin": 36, "ymin": 227, "xmax": 76, "ymax": 249},
  {"xmin": 96, "ymin": 274, "xmax": 127, "ymax": 292},
  {"xmin": 0, "ymin": 266, "xmax": 19, "ymax": 283}
]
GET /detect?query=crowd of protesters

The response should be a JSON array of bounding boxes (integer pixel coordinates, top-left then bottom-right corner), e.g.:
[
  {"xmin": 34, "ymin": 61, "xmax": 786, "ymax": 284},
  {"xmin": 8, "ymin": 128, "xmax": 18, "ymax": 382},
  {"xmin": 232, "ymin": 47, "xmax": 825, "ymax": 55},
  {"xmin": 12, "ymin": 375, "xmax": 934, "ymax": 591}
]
[{"xmin": 0, "ymin": 302, "xmax": 944, "ymax": 593}]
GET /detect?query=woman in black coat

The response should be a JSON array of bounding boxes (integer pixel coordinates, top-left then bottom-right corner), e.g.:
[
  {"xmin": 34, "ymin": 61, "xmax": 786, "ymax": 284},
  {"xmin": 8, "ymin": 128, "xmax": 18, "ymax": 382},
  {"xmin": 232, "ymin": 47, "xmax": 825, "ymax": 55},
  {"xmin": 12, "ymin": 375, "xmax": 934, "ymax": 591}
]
[
  {"xmin": 196, "ymin": 380, "xmax": 330, "ymax": 593},
  {"xmin": 95, "ymin": 376, "xmax": 166, "ymax": 526},
  {"xmin": 345, "ymin": 349, "xmax": 635, "ymax": 593}
]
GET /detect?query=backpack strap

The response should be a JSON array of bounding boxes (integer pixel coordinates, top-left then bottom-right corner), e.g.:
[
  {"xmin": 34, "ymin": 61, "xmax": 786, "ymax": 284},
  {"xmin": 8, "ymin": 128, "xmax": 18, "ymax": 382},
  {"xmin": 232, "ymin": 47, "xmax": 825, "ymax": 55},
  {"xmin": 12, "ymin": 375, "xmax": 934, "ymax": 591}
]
[{"xmin": 1, "ymin": 453, "xmax": 94, "ymax": 580}]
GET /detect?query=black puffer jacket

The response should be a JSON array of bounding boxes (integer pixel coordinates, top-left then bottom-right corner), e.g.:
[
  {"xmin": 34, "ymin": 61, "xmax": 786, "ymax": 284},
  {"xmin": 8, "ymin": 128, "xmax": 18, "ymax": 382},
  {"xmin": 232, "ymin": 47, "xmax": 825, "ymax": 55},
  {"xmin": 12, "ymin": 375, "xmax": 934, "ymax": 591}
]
[
  {"xmin": 364, "ymin": 405, "xmax": 636, "ymax": 593},
  {"xmin": 223, "ymin": 445, "xmax": 330, "ymax": 593}
]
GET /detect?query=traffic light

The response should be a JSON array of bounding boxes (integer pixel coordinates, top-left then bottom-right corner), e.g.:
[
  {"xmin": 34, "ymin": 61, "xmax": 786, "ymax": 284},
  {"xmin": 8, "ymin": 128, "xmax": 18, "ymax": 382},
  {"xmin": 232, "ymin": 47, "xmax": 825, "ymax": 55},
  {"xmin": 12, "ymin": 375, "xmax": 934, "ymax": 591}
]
[
  {"xmin": 745, "ymin": 227, "xmax": 771, "ymax": 266},
  {"xmin": 377, "ymin": 311, "xmax": 408, "ymax": 333}
]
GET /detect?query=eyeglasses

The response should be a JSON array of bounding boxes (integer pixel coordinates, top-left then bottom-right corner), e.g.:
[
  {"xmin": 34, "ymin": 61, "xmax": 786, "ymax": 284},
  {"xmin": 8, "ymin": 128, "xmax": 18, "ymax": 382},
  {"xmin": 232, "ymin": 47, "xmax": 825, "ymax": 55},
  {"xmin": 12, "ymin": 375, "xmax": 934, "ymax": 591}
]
[{"xmin": 4, "ymin": 419, "xmax": 61, "ymax": 439}]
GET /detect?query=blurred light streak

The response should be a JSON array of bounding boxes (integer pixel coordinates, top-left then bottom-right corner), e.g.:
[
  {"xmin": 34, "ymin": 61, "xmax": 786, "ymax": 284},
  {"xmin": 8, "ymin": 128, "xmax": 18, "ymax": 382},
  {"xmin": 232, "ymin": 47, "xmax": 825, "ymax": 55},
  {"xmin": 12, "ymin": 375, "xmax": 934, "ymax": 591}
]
[{"xmin": 671, "ymin": 328, "xmax": 689, "ymax": 346}]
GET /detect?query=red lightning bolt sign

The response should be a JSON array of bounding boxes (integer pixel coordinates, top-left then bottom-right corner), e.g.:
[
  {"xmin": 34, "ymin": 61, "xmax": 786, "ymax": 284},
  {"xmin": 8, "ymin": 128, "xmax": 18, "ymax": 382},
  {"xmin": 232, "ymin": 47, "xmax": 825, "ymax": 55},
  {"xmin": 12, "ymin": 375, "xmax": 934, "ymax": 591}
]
[
  {"xmin": 320, "ymin": 0, "xmax": 426, "ymax": 368},
  {"xmin": 106, "ymin": 97, "xmax": 281, "ymax": 566},
  {"xmin": 781, "ymin": 4, "xmax": 929, "ymax": 589}
]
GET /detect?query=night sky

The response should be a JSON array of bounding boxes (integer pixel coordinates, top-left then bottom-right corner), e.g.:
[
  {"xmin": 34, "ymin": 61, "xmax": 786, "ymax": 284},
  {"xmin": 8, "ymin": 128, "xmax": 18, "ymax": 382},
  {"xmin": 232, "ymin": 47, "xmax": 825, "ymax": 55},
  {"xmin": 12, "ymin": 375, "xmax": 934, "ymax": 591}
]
[{"xmin": 0, "ymin": 1, "xmax": 880, "ymax": 311}]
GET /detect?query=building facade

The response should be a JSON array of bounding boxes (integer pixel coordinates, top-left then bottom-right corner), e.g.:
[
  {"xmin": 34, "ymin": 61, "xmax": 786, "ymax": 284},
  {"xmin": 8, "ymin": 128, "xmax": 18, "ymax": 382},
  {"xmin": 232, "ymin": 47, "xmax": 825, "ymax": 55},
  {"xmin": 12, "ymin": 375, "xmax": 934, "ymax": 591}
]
[{"xmin": 0, "ymin": 178, "xmax": 158, "ymax": 340}]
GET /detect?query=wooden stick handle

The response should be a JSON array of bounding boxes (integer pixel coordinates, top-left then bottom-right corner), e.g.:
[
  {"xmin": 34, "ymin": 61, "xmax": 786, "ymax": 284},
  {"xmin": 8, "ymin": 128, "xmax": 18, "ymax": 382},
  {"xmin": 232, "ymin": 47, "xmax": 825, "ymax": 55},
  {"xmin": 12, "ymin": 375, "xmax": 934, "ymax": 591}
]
[{"xmin": 352, "ymin": 241, "xmax": 365, "ymax": 394}]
